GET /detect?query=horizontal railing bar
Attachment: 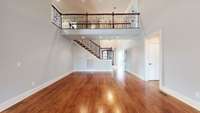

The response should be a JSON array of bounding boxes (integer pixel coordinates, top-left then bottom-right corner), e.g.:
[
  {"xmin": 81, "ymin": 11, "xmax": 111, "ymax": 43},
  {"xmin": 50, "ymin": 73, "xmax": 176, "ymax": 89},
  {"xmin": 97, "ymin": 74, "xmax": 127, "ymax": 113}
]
[
  {"xmin": 51, "ymin": 5, "xmax": 62, "ymax": 15},
  {"xmin": 63, "ymin": 27, "xmax": 134, "ymax": 29},
  {"xmin": 62, "ymin": 13, "xmax": 140, "ymax": 15},
  {"xmin": 71, "ymin": 23, "xmax": 131, "ymax": 25},
  {"xmin": 101, "ymin": 47, "xmax": 112, "ymax": 50},
  {"xmin": 89, "ymin": 40, "xmax": 101, "ymax": 48}
]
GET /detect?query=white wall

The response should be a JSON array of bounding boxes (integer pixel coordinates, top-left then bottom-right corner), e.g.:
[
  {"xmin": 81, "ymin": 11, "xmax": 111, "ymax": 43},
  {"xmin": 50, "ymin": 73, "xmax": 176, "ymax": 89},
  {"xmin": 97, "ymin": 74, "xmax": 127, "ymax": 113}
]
[
  {"xmin": 140, "ymin": 0, "xmax": 200, "ymax": 109},
  {"xmin": 125, "ymin": 39, "xmax": 145, "ymax": 80},
  {"xmin": 72, "ymin": 43, "xmax": 112, "ymax": 71},
  {"xmin": 0, "ymin": 0, "xmax": 73, "ymax": 106}
]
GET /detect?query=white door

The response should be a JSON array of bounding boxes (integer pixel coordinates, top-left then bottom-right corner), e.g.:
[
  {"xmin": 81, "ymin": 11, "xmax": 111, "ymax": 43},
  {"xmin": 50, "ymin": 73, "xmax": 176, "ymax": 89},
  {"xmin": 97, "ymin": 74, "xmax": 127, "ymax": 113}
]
[
  {"xmin": 116, "ymin": 49, "xmax": 125, "ymax": 70},
  {"xmin": 146, "ymin": 42, "xmax": 160, "ymax": 80}
]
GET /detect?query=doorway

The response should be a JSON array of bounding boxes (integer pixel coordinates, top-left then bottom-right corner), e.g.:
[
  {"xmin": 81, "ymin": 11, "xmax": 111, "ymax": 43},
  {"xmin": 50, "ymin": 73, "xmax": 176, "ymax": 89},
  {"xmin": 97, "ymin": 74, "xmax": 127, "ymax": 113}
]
[{"xmin": 145, "ymin": 31, "xmax": 161, "ymax": 81}]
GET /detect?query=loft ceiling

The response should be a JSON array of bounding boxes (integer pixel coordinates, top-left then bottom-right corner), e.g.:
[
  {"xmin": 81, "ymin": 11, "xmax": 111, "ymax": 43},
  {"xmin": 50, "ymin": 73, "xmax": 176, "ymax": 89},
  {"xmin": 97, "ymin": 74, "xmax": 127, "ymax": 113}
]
[{"xmin": 52, "ymin": 0, "xmax": 132, "ymax": 13}]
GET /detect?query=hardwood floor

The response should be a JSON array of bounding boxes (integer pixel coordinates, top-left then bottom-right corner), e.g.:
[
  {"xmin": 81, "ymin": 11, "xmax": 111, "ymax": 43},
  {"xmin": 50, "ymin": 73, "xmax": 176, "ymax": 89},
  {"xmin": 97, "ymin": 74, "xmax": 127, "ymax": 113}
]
[{"xmin": 2, "ymin": 72, "xmax": 199, "ymax": 113}]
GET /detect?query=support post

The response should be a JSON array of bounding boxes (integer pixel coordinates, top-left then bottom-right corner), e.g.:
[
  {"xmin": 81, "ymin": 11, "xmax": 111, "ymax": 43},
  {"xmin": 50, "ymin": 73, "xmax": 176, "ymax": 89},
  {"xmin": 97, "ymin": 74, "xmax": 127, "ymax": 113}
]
[
  {"xmin": 86, "ymin": 12, "xmax": 88, "ymax": 29},
  {"xmin": 112, "ymin": 12, "xmax": 114, "ymax": 29}
]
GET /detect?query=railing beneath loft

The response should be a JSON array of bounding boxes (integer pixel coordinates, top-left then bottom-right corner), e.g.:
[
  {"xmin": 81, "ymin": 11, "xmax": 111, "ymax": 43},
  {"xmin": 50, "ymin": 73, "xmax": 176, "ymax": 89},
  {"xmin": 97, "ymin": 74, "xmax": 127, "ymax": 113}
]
[
  {"xmin": 51, "ymin": 5, "xmax": 140, "ymax": 29},
  {"xmin": 75, "ymin": 39, "xmax": 101, "ymax": 58},
  {"xmin": 74, "ymin": 39, "xmax": 114, "ymax": 61}
]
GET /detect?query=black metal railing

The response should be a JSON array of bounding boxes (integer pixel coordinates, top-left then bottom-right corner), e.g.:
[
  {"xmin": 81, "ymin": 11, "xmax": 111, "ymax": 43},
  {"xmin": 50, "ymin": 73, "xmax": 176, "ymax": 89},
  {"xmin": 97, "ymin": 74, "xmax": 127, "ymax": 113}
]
[
  {"xmin": 51, "ymin": 5, "xmax": 140, "ymax": 29},
  {"xmin": 74, "ymin": 39, "xmax": 101, "ymax": 58},
  {"xmin": 74, "ymin": 39, "xmax": 114, "ymax": 61}
]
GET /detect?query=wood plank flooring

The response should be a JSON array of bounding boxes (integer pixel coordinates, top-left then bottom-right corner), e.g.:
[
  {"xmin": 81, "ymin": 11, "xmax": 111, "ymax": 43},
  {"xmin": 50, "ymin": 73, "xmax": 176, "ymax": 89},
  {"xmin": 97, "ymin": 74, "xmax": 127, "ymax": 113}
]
[{"xmin": 2, "ymin": 72, "xmax": 199, "ymax": 113}]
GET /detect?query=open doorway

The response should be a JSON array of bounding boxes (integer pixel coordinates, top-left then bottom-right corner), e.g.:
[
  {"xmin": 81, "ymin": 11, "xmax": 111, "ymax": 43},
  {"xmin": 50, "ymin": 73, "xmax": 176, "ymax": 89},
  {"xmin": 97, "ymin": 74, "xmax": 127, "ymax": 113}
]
[{"xmin": 145, "ymin": 31, "xmax": 162, "ymax": 85}]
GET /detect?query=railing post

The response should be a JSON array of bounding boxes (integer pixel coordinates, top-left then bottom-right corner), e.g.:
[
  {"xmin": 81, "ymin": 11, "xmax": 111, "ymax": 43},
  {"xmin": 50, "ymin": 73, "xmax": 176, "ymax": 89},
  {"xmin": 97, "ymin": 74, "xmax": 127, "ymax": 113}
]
[
  {"xmin": 136, "ymin": 14, "xmax": 140, "ymax": 28},
  {"xmin": 99, "ymin": 47, "xmax": 101, "ymax": 58},
  {"xmin": 60, "ymin": 14, "xmax": 62, "ymax": 29},
  {"xmin": 86, "ymin": 12, "xmax": 88, "ymax": 29},
  {"xmin": 112, "ymin": 12, "xmax": 114, "ymax": 29}
]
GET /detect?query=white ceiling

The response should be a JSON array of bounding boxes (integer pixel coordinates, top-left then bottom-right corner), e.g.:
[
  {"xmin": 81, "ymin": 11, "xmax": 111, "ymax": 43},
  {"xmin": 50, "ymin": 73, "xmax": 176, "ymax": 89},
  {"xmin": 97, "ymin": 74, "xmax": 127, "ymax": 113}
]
[{"xmin": 52, "ymin": 0, "xmax": 133, "ymax": 13}]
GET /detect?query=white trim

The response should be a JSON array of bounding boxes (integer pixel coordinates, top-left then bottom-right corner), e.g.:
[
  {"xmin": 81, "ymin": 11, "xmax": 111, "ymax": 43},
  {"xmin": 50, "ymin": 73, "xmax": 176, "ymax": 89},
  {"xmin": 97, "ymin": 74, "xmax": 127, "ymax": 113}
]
[
  {"xmin": 126, "ymin": 70, "xmax": 146, "ymax": 81},
  {"xmin": 73, "ymin": 70, "xmax": 113, "ymax": 72},
  {"xmin": 0, "ymin": 71, "xmax": 73, "ymax": 112},
  {"xmin": 158, "ymin": 29, "xmax": 164, "ymax": 88},
  {"xmin": 62, "ymin": 29, "xmax": 141, "ymax": 36},
  {"xmin": 160, "ymin": 86, "xmax": 200, "ymax": 111}
]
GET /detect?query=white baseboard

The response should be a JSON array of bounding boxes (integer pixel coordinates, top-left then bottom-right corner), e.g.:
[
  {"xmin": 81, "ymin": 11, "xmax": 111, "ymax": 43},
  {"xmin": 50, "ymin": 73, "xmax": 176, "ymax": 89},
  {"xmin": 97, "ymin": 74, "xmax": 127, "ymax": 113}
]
[
  {"xmin": 73, "ymin": 70, "xmax": 113, "ymax": 72},
  {"xmin": 160, "ymin": 86, "xmax": 200, "ymax": 111},
  {"xmin": 126, "ymin": 71, "xmax": 146, "ymax": 81},
  {"xmin": 0, "ymin": 71, "xmax": 73, "ymax": 112}
]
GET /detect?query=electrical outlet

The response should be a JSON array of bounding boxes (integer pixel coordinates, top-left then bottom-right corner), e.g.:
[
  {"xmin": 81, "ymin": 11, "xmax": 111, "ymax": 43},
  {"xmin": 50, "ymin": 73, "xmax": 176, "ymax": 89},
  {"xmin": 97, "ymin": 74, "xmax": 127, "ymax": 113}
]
[{"xmin": 195, "ymin": 92, "xmax": 200, "ymax": 99}]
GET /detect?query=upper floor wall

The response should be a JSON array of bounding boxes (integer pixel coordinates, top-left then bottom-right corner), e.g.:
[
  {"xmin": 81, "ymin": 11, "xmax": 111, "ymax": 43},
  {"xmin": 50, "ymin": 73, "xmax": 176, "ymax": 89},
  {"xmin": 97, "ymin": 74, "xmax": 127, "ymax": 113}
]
[{"xmin": 52, "ymin": 0, "xmax": 138, "ymax": 13}]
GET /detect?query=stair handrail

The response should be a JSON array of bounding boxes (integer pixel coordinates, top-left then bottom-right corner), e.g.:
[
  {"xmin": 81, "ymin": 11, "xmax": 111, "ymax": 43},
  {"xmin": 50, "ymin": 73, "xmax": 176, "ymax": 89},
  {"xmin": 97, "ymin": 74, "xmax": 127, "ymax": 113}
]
[
  {"xmin": 74, "ymin": 39, "xmax": 114, "ymax": 60},
  {"xmin": 89, "ymin": 40, "xmax": 101, "ymax": 48}
]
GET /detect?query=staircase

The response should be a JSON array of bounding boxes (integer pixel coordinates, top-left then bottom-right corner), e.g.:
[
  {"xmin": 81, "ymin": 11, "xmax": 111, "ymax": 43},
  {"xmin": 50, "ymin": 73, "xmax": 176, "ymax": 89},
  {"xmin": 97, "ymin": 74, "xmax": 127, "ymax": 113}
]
[{"xmin": 74, "ymin": 39, "xmax": 113, "ymax": 60}]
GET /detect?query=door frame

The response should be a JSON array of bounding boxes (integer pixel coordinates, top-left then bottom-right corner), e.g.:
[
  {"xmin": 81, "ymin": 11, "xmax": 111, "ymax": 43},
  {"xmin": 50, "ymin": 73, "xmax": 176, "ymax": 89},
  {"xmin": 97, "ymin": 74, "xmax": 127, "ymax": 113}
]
[{"xmin": 145, "ymin": 30, "xmax": 163, "ymax": 87}]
